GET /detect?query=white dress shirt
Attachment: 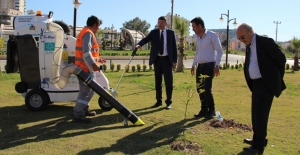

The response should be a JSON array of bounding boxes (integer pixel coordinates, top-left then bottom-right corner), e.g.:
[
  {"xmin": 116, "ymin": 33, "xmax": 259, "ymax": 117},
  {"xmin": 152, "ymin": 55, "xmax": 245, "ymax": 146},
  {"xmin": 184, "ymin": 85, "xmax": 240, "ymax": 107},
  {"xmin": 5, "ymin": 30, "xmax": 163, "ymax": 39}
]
[
  {"xmin": 192, "ymin": 29, "xmax": 223, "ymax": 67},
  {"xmin": 249, "ymin": 34, "xmax": 262, "ymax": 79},
  {"xmin": 159, "ymin": 28, "xmax": 168, "ymax": 56}
]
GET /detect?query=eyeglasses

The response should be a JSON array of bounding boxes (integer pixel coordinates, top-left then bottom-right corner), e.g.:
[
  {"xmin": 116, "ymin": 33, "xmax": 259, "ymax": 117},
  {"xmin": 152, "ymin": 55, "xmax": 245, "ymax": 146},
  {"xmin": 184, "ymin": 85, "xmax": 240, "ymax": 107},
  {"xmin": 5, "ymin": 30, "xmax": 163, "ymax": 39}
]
[{"xmin": 237, "ymin": 35, "xmax": 245, "ymax": 40}]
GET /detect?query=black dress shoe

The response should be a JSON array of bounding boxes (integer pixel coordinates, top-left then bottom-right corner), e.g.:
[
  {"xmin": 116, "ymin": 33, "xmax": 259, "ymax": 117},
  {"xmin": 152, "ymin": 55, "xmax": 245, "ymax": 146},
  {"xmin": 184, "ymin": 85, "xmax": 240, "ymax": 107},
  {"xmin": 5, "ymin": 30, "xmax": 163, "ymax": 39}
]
[
  {"xmin": 194, "ymin": 109, "xmax": 208, "ymax": 118},
  {"xmin": 204, "ymin": 109, "xmax": 215, "ymax": 119},
  {"xmin": 151, "ymin": 102, "xmax": 162, "ymax": 108},
  {"xmin": 244, "ymin": 138, "xmax": 268, "ymax": 147},
  {"xmin": 243, "ymin": 146, "xmax": 263, "ymax": 155}
]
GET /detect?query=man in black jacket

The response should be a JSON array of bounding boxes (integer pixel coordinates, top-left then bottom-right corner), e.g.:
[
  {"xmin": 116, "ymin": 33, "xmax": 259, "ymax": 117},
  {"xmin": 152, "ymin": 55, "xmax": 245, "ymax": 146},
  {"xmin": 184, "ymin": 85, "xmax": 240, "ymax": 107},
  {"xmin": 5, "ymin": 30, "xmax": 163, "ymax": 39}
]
[
  {"xmin": 135, "ymin": 16, "xmax": 177, "ymax": 109},
  {"xmin": 236, "ymin": 23, "xmax": 286, "ymax": 155}
]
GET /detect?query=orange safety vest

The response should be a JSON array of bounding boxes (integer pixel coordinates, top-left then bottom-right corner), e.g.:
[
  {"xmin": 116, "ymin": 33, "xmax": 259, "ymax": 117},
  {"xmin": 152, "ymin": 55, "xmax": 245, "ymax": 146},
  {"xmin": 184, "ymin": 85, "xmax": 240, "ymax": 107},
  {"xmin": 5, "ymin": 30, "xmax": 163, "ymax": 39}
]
[{"xmin": 75, "ymin": 27, "xmax": 99, "ymax": 72}]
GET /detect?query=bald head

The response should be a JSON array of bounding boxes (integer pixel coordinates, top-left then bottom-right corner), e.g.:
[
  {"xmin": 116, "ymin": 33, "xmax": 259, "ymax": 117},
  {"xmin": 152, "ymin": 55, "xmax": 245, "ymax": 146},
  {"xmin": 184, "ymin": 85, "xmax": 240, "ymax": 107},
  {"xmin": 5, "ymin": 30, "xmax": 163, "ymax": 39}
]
[{"xmin": 236, "ymin": 23, "xmax": 254, "ymax": 46}]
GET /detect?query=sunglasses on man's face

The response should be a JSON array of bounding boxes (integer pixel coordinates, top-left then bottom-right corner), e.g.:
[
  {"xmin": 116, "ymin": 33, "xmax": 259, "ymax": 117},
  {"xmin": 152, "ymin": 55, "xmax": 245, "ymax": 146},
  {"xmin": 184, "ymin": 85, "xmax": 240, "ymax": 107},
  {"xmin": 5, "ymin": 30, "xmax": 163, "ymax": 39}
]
[{"xmin": 237, "ymin": 35, "xmax": 245, "ymax": 40}]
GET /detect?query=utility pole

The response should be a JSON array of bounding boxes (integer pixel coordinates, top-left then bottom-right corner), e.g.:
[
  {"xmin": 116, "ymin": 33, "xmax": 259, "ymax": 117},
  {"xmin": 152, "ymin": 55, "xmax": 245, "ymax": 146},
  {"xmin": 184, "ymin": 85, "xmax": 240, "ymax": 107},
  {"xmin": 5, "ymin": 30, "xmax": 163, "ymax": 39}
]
[
  {"xmin": 170, "ymin": 0, "xmax": 174, "ymax": 30},
  {"xmin": 273, "ymin": 21, "xmax": 281, "ymax": 43}
]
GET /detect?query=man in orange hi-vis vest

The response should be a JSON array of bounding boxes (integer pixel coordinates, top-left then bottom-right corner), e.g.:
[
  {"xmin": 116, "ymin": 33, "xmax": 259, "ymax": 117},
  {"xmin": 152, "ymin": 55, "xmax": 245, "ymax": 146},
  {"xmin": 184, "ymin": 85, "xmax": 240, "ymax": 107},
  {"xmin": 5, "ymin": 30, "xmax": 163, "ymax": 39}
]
[{"xmin": 73, "ymin": 15, "xmax": 106, "ymax": 124}]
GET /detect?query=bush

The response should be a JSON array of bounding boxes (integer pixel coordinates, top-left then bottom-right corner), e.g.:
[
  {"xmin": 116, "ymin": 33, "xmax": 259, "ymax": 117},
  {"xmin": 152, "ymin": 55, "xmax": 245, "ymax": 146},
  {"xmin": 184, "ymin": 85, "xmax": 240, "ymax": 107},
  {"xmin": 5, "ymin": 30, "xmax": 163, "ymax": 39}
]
[
  {"xmin": 231, "ymin": 65, "xmax": 234, "ymax": 69},
  {"xmin": 149, "ymin": 65, "xmax": 153, "ymax": 71},
  {"xmin": 235, "ymin": 64, "xmax": 239, "ymax": 69},
  {"xmin": 116, "ymin": 64, "xmax": 121, "ymax": 72},
  {"xmin": 239, "ymin": 63, "xmax": 243, "ymax": 68},
  {"xmin": 110, "ymin": 63, "xmax": 115, "ymax": 72},
  {"xmin": 136, "ymin": 64, "xmax": 141, "ymax": 72},
  {"xmin": 102, "ymin": 64, "xmax": 107, "ymax": 72},
  {"xmin": 286, "ymin": 64, "xmax": 290, "ymax": 70},
  {"xmin": 125, "ymin": 64, "xmax": 130, "ymax": 72},
  {"xmin": 131, "ymin": 65, "xmax": 136, "ymax": 72},
  {"xmin": 143, "ymin": 64, "xmax": 147, "ymax": 72},
  {"xmin": 222, "ymin": 63, "xmax": 226, "ymax": 70},
  {"xmin": 227, "ymin": 63, "xmax": 230, "ymax": 69}
]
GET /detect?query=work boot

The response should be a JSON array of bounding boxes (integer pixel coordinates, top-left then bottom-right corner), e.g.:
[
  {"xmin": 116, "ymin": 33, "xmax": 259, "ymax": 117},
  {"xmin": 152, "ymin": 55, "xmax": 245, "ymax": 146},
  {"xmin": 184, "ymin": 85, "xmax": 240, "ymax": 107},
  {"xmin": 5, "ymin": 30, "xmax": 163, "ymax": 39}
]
[
  {"xmin": 84, "ymin": 105, "xmax": 96, "ymax": 116},
  {"xmin": 85, "ymin": 109, "xmax": 96, "ymax": 116},
  {"xmin": 72, "ymin": 116, "xmax": 92, "ymax": 124}
]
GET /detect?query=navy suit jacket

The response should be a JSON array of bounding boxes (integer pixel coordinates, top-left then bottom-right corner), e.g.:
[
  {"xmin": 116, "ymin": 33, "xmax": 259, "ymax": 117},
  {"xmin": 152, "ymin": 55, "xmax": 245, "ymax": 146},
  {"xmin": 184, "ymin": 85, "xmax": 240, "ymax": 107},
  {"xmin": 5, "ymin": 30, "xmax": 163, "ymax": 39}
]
[
  {"xmin": 244, "ymin": 34, "xmax": 286, "ymax": 97},
  {"xmin": 138, "ymin": 28, "xmax": 177, "ymax": 66}
]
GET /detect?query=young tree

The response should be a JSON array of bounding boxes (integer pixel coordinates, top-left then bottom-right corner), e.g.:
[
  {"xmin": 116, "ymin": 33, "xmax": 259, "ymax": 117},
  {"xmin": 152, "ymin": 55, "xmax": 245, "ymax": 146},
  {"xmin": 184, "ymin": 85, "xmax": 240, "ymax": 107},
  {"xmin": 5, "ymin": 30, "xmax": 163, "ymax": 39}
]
[
  {"xmin": 27, "ymin": 10, "xmax": 35, "ymax": 15},
  {"xmin": 292, "ymin": 37, "xmax": 300, "ymax": 71},
  {"xmin": 122, "ymin": 17, "xmax": 151, "ymax": 35},
  {"xmin": 174, "ymin": 16, "xmax": 189, "ymax": 72}
]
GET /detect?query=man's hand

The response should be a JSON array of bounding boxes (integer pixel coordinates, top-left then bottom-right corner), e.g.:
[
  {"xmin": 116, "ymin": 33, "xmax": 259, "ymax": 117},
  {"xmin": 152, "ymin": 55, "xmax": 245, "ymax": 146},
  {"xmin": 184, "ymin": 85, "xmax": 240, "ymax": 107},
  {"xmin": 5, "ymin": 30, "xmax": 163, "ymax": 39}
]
[
  {"xmin": 98, "ymin": 58, "xmax": 106, "ymax": 64},
  {"xmin": 91, "ymin": 64, "xmax": 100, "ymax": 72},
  {"xmin": 214, "ymin": 66, "xmax": 220, "ymax": 77},
  {"xmin": 173, "ymin": 63, "xmax": 177, "ymax": 70},
  {"xmin": 190, "ymin": 67, "xmax": 195, "ymax": 76},
  {"xmin": 135, "ymin": 45, "xmax": 141, "ymax": 49}
]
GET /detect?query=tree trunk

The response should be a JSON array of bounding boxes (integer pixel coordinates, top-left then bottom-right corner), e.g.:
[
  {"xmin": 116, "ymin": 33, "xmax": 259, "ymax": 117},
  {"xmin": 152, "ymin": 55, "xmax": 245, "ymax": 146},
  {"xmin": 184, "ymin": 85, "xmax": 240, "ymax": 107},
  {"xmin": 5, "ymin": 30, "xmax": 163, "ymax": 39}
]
[
  {"xmin": 294, "ymin": 50, "xmax": 299, "ymax": 71},
  {"xmin": 176, "ymin": 38, "xmax": 184, "ymax": 72}
]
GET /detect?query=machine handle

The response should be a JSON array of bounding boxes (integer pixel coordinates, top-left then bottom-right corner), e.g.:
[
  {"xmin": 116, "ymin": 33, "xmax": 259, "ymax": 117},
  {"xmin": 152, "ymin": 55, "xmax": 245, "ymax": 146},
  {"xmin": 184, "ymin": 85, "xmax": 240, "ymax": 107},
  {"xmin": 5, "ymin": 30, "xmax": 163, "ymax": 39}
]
[{"xmin": 131, "ymin": 48, "xmax": 137, "ymax": 56}]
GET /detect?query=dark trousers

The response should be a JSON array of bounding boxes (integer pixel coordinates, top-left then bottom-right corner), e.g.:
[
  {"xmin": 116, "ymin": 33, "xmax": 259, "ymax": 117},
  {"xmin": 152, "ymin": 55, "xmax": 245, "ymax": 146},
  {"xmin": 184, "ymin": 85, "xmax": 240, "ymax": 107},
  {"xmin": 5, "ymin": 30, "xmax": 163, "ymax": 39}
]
[
  {"xmin": 251, "ymin": 79, "xmax": 274, "ymax": 149},
  {"xmin": 154, "ymin": 56, "xmax": 173, "ymax": 105},
  {"xmin": 196, "ymin": 62, "xmax": 215, "ymax": 110}
]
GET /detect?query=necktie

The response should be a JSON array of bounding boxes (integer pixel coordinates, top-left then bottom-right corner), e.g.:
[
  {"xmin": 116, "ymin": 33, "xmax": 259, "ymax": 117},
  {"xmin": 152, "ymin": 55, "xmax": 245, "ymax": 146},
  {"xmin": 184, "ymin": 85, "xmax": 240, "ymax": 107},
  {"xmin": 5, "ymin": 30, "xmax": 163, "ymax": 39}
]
[
  {"xmin": 159, "ymin": 30, "xmax": 164, "ymax": 55},
  {"xmin": 245, "ymin": 44, "xmax": 251, "ymax": 81}
]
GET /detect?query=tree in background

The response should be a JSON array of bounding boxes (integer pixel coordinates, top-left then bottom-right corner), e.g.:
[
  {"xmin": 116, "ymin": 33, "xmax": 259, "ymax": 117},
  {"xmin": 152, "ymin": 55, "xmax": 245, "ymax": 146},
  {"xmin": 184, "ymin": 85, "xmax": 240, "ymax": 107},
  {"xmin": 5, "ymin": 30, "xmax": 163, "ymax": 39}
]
[
  {"xmin": 119, "ymin": 34, "xmax": 123, "ymax": 50},
  {"xmin": 292, "ymin": 37, "xmax": 300, "ymax": 71},
  {"xmin": 101, "ymin": 38, "xmax": 107, "ymax": 50},
  {"xmin": 95, "ymin": 30, "xmax": 104, "ymax": 47},
  {"xmin": 27, "ymin": 10, "xmax": 35, "ymax": 15},
  {"xmin": 122, "ymin": 17, "xmax": 150, "ymax": 35},
  {"xmin": 174, "ymin": 16, "xmax": 189, "ymax": 72}
]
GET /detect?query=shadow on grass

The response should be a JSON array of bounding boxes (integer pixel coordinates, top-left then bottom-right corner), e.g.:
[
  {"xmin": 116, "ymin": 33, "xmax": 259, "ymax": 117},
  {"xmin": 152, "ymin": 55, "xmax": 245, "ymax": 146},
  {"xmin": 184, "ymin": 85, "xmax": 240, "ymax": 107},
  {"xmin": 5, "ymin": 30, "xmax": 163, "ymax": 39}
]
[
  {"xmin": 77, "ymin": 118, "xmax": 209, "ymax": 154},
  {"xmin": 0, "ymin": 102, "xmax": 178, "ymax": 151}
]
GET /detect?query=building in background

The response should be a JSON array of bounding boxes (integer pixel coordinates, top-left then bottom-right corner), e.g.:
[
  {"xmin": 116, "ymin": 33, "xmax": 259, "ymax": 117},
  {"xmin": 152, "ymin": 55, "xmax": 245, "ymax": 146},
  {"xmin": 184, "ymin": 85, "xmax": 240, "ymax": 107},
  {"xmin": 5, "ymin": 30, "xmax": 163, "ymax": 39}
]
[{"xmin": 0, "ymin": 0, "xmax": 26, "ymax": 25}]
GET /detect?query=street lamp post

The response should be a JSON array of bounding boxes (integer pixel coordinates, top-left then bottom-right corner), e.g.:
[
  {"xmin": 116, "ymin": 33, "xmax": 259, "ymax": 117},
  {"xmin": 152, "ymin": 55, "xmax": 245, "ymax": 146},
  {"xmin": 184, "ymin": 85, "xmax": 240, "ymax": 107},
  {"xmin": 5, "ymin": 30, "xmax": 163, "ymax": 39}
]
[
  {"xmin": 220, "ymin": 10, "xmax": 237, "ymax": 67},
  {"xmin": 111, "ymin": 24, "xmax": 114, "ymax": 50},
  {"xmin": 273, "ymin": 21, "xmax": 281, "ymax": 43},
  {"xmin": 73, "ymin": 0, "xmax": 81, "ymax": 37}
]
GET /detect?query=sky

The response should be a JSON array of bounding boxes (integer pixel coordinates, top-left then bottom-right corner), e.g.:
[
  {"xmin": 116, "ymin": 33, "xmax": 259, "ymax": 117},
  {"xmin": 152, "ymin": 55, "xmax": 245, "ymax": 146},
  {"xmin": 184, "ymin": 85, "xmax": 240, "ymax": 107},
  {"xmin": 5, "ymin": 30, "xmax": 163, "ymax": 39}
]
[{"xmin": 26, "ymin": 0, "xmax": 300, "ymax": 42}]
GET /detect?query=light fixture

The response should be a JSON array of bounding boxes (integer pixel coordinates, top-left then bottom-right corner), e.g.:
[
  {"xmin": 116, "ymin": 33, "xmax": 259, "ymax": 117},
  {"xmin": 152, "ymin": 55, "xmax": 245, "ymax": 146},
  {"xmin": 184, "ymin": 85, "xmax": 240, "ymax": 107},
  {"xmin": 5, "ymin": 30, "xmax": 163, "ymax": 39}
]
[{"xmin": 73, "ymin": 0, "xmax": 81, "ymax": 9}]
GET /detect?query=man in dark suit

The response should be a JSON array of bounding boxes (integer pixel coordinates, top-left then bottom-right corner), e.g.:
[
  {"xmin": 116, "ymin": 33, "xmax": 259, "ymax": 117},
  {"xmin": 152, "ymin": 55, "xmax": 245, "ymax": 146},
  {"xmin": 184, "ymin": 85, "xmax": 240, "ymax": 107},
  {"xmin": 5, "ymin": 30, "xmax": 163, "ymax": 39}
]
[
  {"xmin": 135, "ymin": 16, "xmax": 177, "ymax": 109},
  {"xmin": 236, "ymin": 23, "xmax": 286, "ymax": 155}
]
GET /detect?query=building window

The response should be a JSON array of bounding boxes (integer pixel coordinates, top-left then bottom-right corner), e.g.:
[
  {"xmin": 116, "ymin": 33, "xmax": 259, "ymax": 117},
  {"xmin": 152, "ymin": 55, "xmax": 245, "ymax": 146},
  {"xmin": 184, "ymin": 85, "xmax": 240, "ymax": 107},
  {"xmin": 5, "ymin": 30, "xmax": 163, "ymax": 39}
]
[{"xmin": 105, "ymin": 34, "xmax": 108, "ymax": 38}]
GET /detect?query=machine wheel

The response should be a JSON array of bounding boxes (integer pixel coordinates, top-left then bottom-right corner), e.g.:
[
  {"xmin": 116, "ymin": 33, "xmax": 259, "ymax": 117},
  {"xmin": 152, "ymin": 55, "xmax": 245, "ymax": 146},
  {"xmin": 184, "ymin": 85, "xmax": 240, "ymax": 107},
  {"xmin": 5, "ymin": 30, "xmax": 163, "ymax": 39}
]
[
  {"xmin": 25, "ymin": 88, "xmax": 50, "ymax": 111},
  {"xmin": 98, "ymin": 97, "xmax": 113, "ymax": 110},
  {"xmin": 15, "ymin": 82, "xmax": 27, "ymax": 93}
]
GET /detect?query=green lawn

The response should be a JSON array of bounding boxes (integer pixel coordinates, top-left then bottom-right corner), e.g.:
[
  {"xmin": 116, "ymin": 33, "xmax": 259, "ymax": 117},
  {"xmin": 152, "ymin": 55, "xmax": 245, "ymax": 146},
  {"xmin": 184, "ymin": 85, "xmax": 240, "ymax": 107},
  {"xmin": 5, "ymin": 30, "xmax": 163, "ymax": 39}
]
[{"xmin": 0, "ymin": 70, "xmax": 299, "ymax": 155}]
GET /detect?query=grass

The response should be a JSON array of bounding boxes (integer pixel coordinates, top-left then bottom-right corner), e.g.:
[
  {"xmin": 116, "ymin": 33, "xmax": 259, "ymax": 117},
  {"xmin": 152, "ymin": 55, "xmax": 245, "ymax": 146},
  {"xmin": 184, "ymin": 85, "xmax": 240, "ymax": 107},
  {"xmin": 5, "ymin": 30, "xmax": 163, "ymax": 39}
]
[{"xmin": 0, "ymin": 70, "xmax": 299, "ymax": 154}]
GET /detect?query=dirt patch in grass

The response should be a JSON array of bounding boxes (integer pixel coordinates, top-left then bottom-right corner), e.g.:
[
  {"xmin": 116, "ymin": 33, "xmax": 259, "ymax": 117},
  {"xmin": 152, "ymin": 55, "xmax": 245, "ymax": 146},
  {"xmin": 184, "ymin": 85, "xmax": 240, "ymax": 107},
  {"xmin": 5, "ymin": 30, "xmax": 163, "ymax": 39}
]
[
  {"xmin": 170, "ymin": 140, "xmax": 205, "ymax": 154},
  {"xmin": 209, "ymin": 119, "xmax": 252, "ymax": 131}
]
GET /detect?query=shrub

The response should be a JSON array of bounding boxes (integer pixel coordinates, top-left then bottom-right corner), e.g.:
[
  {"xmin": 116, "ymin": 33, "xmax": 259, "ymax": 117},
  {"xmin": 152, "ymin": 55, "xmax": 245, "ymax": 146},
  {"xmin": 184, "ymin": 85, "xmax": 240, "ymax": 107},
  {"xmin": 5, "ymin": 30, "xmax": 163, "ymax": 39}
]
[
  {"xmin": 286, "ymin": 64, "xmax": 290, "ymax": 70},
  {"xmin": 239, "ymin": 63, "xmax": 243, "ymax": 68},
  {"xmin": 131, "ymin": 65, "xmax": 136, "ymax": 72},
  {"xmin": 231, "ymin": 65, "xmax": 234, "ymax": 69},
  {"xmin": 110, "ymin": 63, "xmax": 115, "ymax": 72},
  {"xmin": 136, "ymin": 64, "xmax": 141, "ymax": 72},
  {"xmin": 235, "ymin": 64, "xmax": 239, "ymax": 69},
  {"xmin": 116, "ymin": 64, "xmax": 121, "ymax": 72},
  {"xmin": 222, "ymin": 63, "xmax": 226, "ymax": 70},
  {"xmin": 102, "ymin": 64, "xmax": 107, "ymax": 72},
  {"xmin": 227, "ymin": 63, "xmax": 230, "ymax": 69},
  {"xmin": 143, "ymin": 64, "xmax": 147, "ymax": 72},
  {"xmin": 125, "ymin": 64, "xmax": 130, "ymax": 72},
  {"xmin": 149, "ymin": 65, "xmax": 153, "ymax": 71}
]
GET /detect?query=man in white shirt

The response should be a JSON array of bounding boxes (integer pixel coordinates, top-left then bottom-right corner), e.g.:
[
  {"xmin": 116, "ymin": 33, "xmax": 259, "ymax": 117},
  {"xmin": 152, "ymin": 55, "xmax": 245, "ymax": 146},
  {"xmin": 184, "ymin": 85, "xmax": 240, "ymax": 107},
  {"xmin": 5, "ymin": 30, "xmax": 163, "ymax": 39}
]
[{"xmin": 190, "ymin": 17, "xmax": 223, "ymax": 119}]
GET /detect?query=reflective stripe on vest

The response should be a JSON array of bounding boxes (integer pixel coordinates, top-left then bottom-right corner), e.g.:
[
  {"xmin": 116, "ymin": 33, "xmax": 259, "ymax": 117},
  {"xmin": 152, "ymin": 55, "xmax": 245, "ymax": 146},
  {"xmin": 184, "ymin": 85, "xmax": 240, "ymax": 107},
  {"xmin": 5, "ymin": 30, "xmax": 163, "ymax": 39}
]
[{"xmin": 75, "ymin": 27, "xmax": 99, "ymax": 72}]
